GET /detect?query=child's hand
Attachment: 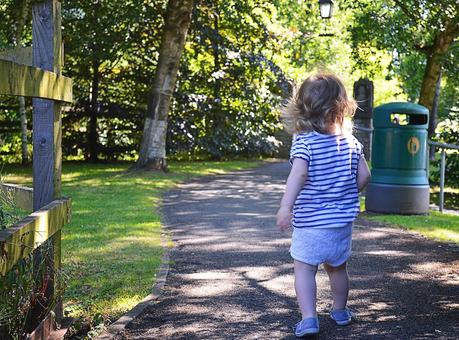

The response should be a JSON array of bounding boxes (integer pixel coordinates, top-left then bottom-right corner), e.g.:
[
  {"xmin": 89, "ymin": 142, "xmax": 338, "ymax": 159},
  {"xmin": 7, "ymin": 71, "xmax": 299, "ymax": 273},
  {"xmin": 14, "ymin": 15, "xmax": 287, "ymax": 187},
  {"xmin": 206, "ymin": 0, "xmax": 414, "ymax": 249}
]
[{"xmin": 276, "ymin": 206, "xmax": 292, "ymax": 231}]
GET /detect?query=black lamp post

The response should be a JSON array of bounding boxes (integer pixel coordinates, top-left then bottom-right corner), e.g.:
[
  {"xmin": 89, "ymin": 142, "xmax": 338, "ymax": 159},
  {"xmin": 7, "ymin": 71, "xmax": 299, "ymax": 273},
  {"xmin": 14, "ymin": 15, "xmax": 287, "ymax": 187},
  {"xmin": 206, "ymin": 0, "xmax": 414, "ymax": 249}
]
[{"xmin": 319, "ymin": 0, "xmax": 334, "ymax": 19}]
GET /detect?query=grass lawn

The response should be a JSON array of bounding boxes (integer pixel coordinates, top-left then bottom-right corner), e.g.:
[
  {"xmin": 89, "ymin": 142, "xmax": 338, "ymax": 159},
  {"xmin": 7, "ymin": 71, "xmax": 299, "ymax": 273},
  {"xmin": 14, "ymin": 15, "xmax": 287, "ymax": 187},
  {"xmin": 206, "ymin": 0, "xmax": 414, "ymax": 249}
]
[
  {"xmin": 1, "ymin": 160, "xmax": 261, "ymax": 331},
  {"xmin": 359, "ymin": 197, "xmax": 459, "ymax": 244},
  {"xmin": 363, "ymin": 211, "xmax": 459, "ymax": 244}
]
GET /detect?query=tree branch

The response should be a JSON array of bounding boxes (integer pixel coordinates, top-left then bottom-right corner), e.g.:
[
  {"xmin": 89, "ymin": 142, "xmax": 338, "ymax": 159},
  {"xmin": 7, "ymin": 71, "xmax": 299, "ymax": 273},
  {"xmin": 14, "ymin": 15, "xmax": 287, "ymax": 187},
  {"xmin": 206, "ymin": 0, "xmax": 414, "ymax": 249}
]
[{"xmin": 392, "ymin": 0, "xmax": 423, "ymax": 25}]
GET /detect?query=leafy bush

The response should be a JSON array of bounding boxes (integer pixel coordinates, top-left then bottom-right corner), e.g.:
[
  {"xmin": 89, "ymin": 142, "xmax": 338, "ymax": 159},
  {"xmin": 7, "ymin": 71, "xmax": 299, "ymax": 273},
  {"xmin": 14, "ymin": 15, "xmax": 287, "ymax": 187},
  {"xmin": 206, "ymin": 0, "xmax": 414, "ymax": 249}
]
[{"xmin": 429, "ymin": 110, "xmax": 459, "ymax": 188}]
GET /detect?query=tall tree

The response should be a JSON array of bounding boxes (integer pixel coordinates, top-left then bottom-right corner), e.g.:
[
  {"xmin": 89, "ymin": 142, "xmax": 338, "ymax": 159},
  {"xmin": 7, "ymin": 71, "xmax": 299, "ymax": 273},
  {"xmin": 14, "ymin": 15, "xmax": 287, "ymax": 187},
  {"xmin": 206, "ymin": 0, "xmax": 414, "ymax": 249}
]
[
  {"xmin": 135, "ymin": 0, "xmax": 195, "ymax": 170},
  {"xmin": 348, "ymin": 0, "xmax": 459, "ymax": 137},
  {"xmin": 63, "ymin": 0, "xmax": 157, "ymax": 161}
]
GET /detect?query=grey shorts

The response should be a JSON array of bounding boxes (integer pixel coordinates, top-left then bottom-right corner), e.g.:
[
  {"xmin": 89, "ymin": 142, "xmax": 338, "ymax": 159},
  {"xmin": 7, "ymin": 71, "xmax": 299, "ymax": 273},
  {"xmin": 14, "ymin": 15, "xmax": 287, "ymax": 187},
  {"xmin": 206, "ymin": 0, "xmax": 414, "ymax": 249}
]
[{"xmin": 290, "ymin": 223, "xmax": 353, "ymax": 267}]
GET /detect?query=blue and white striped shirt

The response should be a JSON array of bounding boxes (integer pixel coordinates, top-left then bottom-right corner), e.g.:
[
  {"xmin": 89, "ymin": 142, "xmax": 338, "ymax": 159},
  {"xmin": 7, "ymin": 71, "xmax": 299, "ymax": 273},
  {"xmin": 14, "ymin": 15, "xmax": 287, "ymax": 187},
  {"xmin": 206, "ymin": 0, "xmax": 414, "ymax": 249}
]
[{"xmin": 290, "ymin": 131, "xmax": 363, "ymax": 229}]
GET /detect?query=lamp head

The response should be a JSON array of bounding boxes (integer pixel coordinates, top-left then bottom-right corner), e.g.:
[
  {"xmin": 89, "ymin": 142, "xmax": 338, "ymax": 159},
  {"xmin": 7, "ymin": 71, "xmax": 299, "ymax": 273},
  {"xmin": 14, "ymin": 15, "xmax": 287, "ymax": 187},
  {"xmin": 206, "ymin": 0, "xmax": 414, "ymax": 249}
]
[{"xmin": 319, "ymin": 0, "xmax": 334, "ymax": 19}]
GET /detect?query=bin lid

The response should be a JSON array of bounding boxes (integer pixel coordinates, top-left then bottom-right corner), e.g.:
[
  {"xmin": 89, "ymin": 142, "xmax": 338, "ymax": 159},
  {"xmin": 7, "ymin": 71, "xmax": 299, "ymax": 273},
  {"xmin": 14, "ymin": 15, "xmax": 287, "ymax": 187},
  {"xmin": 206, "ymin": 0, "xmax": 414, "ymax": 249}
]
[{"xmin": 373, "ymin": 102, "xmax": 429, "ymax": 128}]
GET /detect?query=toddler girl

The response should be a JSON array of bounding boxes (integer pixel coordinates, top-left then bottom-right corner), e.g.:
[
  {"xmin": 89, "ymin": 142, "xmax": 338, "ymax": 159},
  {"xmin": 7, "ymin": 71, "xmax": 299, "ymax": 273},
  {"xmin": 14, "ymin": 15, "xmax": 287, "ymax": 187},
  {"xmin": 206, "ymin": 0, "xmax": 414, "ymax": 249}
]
[{"xmin": 276, "ymin": 73, "xmax": 371, "ymax": 337}]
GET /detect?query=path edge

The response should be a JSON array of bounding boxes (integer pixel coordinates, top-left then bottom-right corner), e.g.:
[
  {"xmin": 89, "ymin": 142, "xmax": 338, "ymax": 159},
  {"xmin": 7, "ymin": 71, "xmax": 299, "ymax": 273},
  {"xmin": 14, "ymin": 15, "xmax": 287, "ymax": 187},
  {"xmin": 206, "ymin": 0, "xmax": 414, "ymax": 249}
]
[{"xmin": 96, "ymin": 231, "xmax": 172, "ymax": 340}]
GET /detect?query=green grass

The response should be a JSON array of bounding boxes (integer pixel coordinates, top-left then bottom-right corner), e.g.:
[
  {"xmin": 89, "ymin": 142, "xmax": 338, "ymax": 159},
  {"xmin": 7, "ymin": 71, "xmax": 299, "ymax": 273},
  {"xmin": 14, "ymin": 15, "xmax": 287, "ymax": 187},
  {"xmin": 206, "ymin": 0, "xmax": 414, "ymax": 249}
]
[
  {"xmin": 360, "ymin": 197, "xmax": 459, "ymax": 244},
  {"xmin": 1, "ymin": 160, "xmax": 261, "ymax": 327},
  {"xmin": 365, "ymin": 212, "xmax": 459, "ymax": 244}
]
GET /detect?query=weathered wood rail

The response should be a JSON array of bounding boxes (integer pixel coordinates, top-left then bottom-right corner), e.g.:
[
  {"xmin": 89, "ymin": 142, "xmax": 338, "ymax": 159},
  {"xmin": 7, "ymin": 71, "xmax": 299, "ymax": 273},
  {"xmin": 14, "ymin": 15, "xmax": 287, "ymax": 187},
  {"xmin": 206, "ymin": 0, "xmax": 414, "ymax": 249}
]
[
  {"xmin": 0, "ymin": 183, "xmax": 33, "ymax": 212},
  {"xmin": 0, "ymin": 1, "xmax": 73, "ymax": 338},
  {"xmin": 0, "ymin": 59, "xmax": 72, "ymax": 102},
  {"xmin": 0, "ymin": 197, "xmax": 71, "ymax": 276}
]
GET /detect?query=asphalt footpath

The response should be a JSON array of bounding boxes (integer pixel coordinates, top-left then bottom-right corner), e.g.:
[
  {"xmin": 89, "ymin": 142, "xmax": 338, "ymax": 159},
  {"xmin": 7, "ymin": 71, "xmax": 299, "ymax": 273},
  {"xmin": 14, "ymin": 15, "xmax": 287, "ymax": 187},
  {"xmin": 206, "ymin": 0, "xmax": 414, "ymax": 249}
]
[{"xmin": 119, "ymin": 162, "xmax": 458, "ymax": 339}]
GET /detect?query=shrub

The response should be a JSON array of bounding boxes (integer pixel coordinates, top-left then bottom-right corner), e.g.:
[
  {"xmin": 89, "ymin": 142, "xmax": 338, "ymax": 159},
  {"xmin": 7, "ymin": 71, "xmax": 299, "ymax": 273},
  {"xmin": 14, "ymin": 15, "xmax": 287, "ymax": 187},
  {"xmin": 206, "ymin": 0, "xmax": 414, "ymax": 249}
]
[{"xmin": 429, "ymin": 110, "xmax": 459, "ymax": 188}]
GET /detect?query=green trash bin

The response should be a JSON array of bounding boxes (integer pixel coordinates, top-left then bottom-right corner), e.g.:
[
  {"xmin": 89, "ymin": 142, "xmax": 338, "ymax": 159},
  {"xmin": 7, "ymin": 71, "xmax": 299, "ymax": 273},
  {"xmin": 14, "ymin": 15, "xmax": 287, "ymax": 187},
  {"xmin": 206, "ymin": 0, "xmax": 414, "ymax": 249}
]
[{"xmin": 366, "ymin": 102, "xmax": 429, "ymax": 214}]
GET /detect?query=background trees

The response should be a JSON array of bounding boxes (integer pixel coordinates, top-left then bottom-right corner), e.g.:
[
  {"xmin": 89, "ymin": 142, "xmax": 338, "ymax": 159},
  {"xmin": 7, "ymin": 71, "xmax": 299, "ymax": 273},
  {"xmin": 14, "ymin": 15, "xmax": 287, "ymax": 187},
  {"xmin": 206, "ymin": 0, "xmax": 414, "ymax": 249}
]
[
  {"xmin": 348, "ymin": 0, "xmax": 459, "ymax": 138},
  {"xmin": 0, "ymin": 0, "xmax": 457, "ymax": 164}
]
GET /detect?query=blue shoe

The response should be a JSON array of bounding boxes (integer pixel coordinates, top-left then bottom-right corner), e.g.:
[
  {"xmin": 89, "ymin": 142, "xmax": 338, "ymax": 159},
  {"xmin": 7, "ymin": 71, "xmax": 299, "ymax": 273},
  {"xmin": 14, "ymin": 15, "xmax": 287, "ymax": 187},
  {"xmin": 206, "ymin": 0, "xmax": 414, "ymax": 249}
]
[
  {"xmin": 330, "ymin": 308, "xmax": 353, "ymax": 326},
  {"xmin": 294, "ymin": 317, "xmax": 320, "ymax": 337}
]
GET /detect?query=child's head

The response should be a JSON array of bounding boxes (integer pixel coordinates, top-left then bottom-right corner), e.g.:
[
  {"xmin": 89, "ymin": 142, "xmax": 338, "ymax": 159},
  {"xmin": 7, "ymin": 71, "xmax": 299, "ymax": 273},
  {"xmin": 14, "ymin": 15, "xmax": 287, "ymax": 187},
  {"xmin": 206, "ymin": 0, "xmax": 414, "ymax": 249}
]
[{"xmin": 281, "ymin": 73, "xmax": 356, "ymax": 135}]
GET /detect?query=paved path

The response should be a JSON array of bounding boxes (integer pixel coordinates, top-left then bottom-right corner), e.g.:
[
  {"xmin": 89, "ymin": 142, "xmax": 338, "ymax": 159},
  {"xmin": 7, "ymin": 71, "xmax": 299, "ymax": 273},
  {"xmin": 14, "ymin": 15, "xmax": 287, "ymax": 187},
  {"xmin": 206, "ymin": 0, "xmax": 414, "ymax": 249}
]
[{"xmin": 121, "ymin": 162, "xmax": 458, "ymax": 339}]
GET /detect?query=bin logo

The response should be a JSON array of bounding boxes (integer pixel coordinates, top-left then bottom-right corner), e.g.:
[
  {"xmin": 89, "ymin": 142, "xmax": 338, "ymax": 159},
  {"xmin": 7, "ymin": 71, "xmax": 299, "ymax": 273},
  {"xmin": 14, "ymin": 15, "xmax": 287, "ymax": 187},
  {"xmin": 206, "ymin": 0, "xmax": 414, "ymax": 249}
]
[{"xmin": 407, "ymin": 137, "xmax": 420, "ymax": 155}]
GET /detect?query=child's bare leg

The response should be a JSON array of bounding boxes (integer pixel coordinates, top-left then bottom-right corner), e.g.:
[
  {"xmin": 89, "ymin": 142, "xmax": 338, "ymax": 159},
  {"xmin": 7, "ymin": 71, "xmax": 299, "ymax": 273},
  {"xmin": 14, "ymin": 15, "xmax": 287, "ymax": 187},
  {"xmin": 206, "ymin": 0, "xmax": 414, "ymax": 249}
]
[
  {"xmin": 294, "ymin": 260, "xmax": 318, "ymax": 319},
  {"xmin": 324, "ymin": 262, "xmax": 349, "ymax": 310}
]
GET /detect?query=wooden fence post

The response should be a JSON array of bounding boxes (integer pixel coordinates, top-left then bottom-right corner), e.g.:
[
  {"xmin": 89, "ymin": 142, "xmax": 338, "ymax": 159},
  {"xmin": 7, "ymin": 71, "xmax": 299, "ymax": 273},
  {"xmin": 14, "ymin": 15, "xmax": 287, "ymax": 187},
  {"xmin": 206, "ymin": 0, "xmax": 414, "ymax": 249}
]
[
  {"xmin": 32, "ymin": 0, "xmax": 62, "ymax": 211},
  {"xmin": 31, "ymin": 0, "xmax": 64, "ymax": 327}
]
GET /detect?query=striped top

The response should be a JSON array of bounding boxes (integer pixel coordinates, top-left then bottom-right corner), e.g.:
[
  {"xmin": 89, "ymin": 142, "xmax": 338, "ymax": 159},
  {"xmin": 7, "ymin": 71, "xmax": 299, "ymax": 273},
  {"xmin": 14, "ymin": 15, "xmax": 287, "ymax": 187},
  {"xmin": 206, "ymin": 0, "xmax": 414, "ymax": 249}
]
[{"xmin": 290, "ymin": 131, "xmax": 363, "ymax": 229}]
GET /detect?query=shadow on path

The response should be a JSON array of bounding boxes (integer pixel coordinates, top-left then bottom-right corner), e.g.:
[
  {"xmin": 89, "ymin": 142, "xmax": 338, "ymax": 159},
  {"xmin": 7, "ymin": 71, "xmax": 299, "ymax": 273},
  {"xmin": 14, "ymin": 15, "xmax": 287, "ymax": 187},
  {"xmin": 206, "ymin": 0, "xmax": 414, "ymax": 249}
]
[{"xmin": 121, "ymin": 162, "xmax": 458, "ymax": 339}]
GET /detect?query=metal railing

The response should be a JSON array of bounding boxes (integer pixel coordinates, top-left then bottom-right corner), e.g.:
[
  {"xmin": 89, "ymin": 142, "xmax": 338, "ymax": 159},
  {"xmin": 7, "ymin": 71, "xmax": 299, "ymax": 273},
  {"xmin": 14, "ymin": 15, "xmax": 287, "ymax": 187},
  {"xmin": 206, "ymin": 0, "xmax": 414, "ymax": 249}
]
[
  {"xmin": 428, "ymin": 141, "xmax": 459, "ymax": 212},
  {"xmin": 354, "ymin": 125, "xmax": 458, "ymax": 213}
]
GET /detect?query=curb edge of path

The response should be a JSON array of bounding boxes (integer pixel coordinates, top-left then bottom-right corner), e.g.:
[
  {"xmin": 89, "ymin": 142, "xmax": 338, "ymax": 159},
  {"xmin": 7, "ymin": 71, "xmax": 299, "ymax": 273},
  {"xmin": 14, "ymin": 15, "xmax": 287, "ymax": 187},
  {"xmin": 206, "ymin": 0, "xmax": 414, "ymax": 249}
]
[{"xmin": 96, "ymin": 232, "xmax": 172, "ymax": 340}]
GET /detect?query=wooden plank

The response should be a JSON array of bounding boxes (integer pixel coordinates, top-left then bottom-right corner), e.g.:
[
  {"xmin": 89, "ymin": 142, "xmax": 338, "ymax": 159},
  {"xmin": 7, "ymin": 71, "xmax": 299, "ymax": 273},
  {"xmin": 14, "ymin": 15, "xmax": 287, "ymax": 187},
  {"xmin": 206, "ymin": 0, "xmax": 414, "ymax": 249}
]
[
  {"xmin": 0, "ymin": 197, "xmax": 71, "ymax": 276},
  {"xmin": 32, "ymin": 0, "xmax": 63, "ymax": 211},
  {"xmin": 0, "ymin": 183, "xmax": 33, "ymax": 212},
  {"xmin": 0, "ymin": 46, "xmax": 33, "ymax": 66},
  {"xmin": 0, "ymin": 59, "xmax": 72, "ymax": 102}
]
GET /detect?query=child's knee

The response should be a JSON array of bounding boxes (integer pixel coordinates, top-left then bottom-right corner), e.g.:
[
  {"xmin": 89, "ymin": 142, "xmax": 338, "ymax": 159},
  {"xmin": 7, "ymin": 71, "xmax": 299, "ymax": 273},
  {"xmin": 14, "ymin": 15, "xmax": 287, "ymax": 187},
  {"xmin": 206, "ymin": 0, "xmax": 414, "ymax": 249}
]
[
  {"xmin": 294, "ymin": 259, "xmax": 318, "ymax": 273},
  {"xmin": 324, "ymin": 262, "xmax": 347, "ymax": 273}
]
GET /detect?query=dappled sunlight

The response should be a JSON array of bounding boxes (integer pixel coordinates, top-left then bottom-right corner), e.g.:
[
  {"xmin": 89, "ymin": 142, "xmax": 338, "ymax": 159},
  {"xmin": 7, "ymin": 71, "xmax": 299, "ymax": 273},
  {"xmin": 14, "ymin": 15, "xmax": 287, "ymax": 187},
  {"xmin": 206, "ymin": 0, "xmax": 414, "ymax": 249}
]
[
  {"xmin": 435, "ymin": 301, "xmax": 459, "ymax": 311},
  {"xmin": 68, "ymin": 233, "xmax": 161, "ymax": 257},
  {"xmin": 394, "ymin": 261, "xmax": 459, "ymax": 286},
  {"xmin": 367, "ymin": 301, "xmax": 394, "ymax": 311},
  {"xmin": 353, "ymin": 228, "xmax": 389, "ymax": 240},
  {"xmin": 421, "ymin": 228, "xmax": 459, "ymax": 243},
  {"xmin": 110, "ymin": 295, "xmax": 144, "ymax": 314},
  {"xmin": 1, "ymin": 173, "xmax": 31, "ymax": 185},
  {"xmin": 33, "ymin": 209, "xmax": 49, "ymax": 246},
  {"xmin": 248, "ymin": 272, "xmax": 295, "ymax": 298},
  {"xmin": 363, "ymin": 250, "xmax": 414, "ymax": 257},
  {"xmin": 182, "ymin": 275, "xmax": 239, "ymax": 298}
]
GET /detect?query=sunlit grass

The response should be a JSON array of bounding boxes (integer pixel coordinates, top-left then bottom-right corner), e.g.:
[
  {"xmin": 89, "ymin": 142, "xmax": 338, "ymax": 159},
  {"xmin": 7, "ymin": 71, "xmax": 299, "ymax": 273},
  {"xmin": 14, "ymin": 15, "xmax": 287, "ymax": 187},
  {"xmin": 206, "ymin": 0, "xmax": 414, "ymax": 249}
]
[
  {"xmin": 365, "ymin": 211, "xmax": 459, "ymax": 244},
  {"xmin": 1, "ymin": 160, "xmax": 261, "ymax": 328},
  {"xmin": 360, "ymin": 196, "xmax": 459, "ymax": 244}
]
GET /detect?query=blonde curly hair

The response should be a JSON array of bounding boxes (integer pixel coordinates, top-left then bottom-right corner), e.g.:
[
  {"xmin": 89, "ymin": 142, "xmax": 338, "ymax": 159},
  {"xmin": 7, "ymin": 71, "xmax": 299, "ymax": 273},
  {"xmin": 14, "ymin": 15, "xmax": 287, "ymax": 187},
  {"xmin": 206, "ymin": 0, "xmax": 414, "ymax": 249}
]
[{"xmin": 281, "ymin": 73, "xmax": 356, "ymax": 135}]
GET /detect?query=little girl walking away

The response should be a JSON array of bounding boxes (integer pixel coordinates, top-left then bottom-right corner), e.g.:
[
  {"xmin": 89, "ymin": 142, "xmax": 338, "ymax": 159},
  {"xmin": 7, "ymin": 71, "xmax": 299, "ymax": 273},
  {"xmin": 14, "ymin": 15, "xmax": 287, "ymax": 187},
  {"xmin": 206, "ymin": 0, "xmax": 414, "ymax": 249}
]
[{"xmin": 276, "ymin": 73, "xmax": 371, "ymax": 337}]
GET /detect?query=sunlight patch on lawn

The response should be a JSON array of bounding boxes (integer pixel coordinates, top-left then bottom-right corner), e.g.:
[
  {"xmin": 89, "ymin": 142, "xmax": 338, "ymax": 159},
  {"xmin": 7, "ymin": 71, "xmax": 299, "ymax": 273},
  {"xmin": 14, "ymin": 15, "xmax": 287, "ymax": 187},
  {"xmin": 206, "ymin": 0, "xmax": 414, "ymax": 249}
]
[{"xmin": 366, "ymin": 211, "xmax": 459, "ymax": 244}]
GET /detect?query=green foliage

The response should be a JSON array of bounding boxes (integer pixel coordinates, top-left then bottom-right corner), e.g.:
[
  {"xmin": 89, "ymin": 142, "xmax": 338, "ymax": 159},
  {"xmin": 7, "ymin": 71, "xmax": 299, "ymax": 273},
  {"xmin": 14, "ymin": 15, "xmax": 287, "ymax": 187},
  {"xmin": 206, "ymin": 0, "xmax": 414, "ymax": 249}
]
[
  {"xmin": 61, "ymin": 0, "xmax": 166, "ymax": 160},
  {"xmin": 347, "ymin": 0, "xmax": 459, "ymax": 115},
  {"xmin": 0, "ymin": 0, "xmax": 455, "ymax": 162},
  {"xmin": 429, "ymin": 110, "xmax": 459, "ymax": 187},
  {"xmin": 0, "ymin": 242, "xmax": 68, "ymax": 340},
  {"xmin": 169, "ymin": 0, "xmax": 287, "ymax": 159},
  {"xmin": 0, "ymin": 96, "xmax": 32, "ymax": 164},
  {"xmin": 0, "ymin": 183, "xmax": 22, "ymax": 230}
]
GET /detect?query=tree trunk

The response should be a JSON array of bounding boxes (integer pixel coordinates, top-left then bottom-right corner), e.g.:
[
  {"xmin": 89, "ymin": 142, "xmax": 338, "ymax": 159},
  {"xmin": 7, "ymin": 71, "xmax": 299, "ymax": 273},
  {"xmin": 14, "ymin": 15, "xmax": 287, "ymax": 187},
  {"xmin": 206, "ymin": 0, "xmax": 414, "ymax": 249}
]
[
  {"xmin": 135, "ymin": 0, "xmax": 195, "ymax": 171},
  {"xmin": 88, "ymin": 59, "xmax": 100, "ymax": 162},
  {"xmin": 418, "ymin": 21, "xmax": 459, "ymax": 139},
  {"xmin": 208, "ymin": 2, "xmax": 222, "ymax": 159},
  {"xmin": 14, "ymin": 0, "xmax": 32, "ymax": 165}
]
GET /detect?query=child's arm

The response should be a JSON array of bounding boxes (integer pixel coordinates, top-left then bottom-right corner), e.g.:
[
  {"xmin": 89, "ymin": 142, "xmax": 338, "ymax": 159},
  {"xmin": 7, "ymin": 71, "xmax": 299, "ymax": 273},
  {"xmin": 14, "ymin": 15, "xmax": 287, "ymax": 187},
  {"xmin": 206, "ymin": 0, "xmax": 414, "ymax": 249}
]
[
  {"xmin": 357, "ymin": 156, "xmax": 371, "ymax": 192},
  {"xmin": 276, "ymin": 158, "xmax": 308, "ymax": 231}
]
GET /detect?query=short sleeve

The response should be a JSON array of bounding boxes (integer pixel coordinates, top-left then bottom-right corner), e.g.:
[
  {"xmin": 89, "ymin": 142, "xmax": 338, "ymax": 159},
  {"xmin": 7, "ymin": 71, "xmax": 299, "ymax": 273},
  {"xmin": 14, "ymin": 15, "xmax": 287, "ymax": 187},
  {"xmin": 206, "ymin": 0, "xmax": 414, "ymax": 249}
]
[
  {"xmin": 289, "ymin": 135, "xmax": 311, "ymax": 165},
  {"xmin": 354, "ymin": 137, "xmax": 364, "ymax": 160}
]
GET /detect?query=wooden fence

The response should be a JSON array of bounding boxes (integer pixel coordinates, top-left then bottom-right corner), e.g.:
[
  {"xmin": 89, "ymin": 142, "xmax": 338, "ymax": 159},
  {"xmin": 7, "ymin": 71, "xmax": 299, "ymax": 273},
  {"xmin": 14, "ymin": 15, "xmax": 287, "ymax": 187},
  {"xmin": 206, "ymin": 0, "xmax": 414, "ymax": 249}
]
[{"xmin": 0, "ymin": 1, "xmax": 73, "ymax": 339}]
